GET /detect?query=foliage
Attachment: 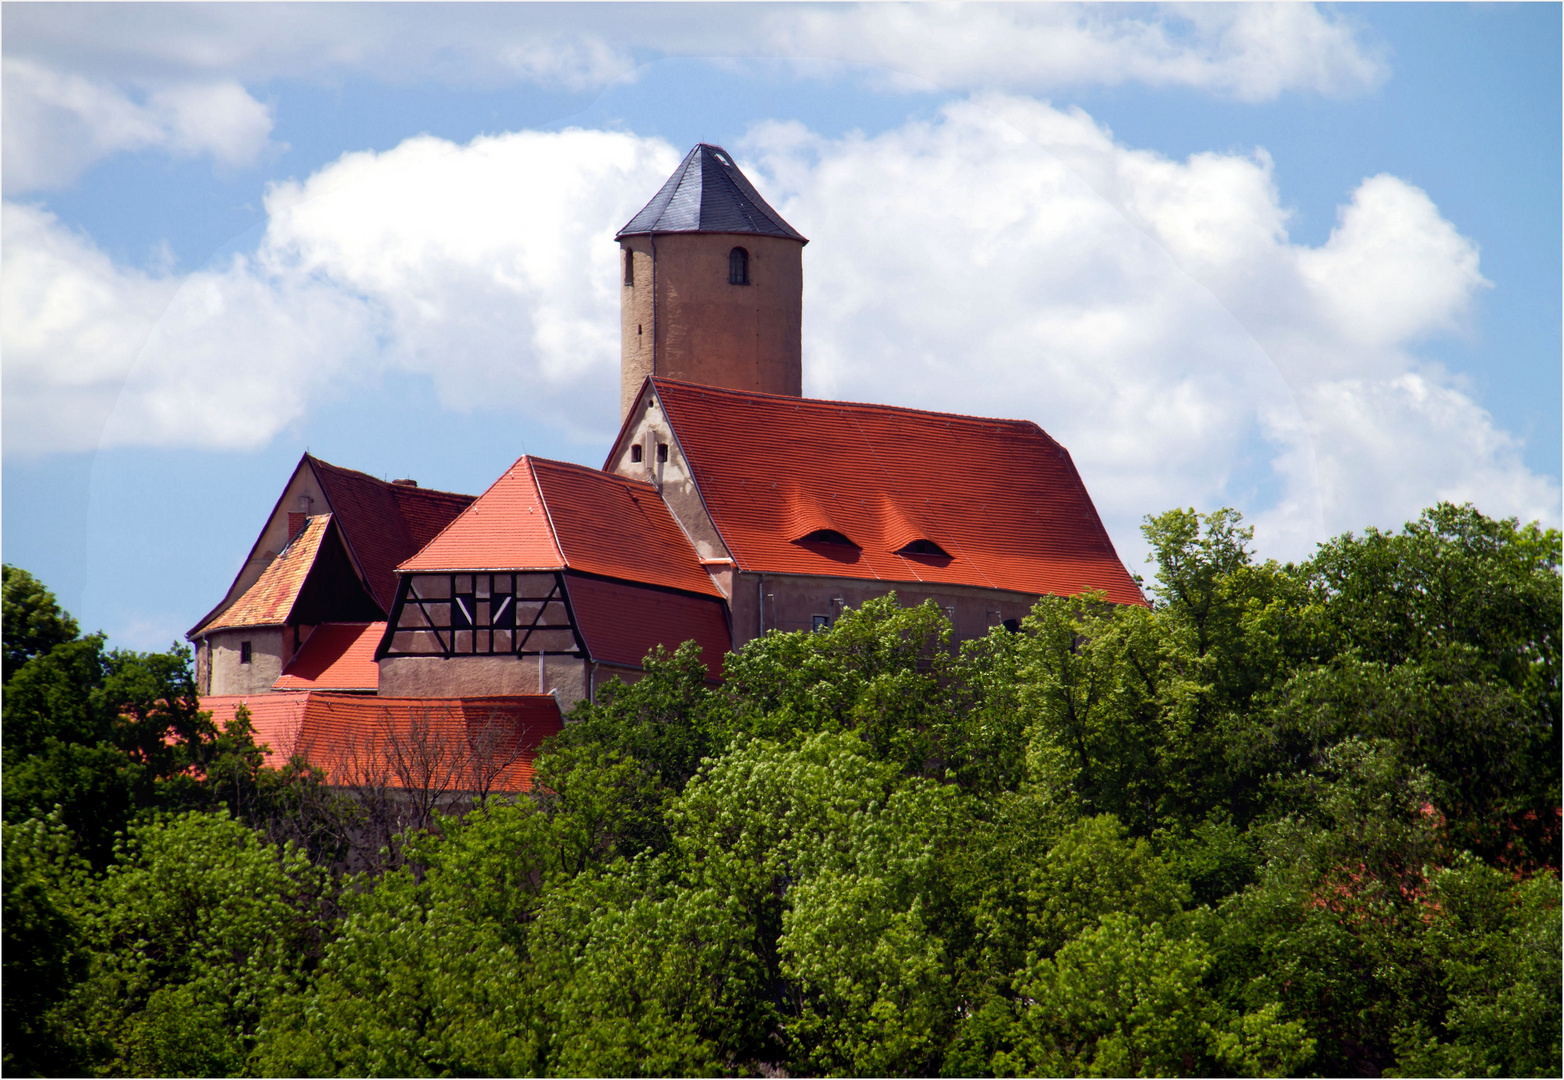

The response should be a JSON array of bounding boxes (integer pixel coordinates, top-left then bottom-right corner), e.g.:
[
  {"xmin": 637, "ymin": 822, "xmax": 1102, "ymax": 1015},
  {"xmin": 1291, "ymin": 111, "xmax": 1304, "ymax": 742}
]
[
  {"xmin": 1, "ymin": 501, "xmax": 1558, "ymax": 1077},
  {"xmin": 3, "ymin": 564, "xmax": 80, "ymax": 684}
]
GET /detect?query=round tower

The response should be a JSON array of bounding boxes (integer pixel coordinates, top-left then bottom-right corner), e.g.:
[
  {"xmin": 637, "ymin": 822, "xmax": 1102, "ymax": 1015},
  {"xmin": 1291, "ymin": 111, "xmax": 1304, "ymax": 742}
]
[{"xmin": 617, "ymin": 143, "xmax": 806, "ymax": 419}]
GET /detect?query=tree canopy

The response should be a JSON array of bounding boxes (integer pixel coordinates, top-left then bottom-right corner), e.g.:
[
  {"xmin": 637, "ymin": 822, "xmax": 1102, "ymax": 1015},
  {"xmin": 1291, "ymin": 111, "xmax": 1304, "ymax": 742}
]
[{"xmin": 3, "ymin": 503, "xmax": 1559, "ymax": 1077}]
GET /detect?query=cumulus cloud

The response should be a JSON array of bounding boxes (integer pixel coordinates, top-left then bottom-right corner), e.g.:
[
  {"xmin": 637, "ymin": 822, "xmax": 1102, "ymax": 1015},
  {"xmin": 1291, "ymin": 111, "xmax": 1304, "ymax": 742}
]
[
  {"xmin": 2, "ymin": 57, "xmax": 276, "ymax": 192},
  {"xmin": 2, "ymin": 129, "xmax": 677, "ymax": 455},
  {"xmin": 3, "ymin": 103, "xmax": 1553, "ymax": 566},
  {"xmin": 2, "ymin": 4, "xmax": 1384, "ymax": 190},
  {"xmin": 761, "ymin": 2, "xmax": 1385, "ymax": 100}
]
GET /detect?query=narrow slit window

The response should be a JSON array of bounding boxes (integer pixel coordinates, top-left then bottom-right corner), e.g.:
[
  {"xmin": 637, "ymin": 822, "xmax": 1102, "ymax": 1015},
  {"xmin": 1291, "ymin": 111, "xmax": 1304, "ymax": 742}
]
[
  {"xmin": 729, "ymin": 246, "xmax": 749, "ymax": 285},
  {"xmin": 623, "ymin": 248, "xmax": 634, "ymax": 286},
  {"xmin": 239, "ymin": 640, "xmax": 252, "ymax": 664}
]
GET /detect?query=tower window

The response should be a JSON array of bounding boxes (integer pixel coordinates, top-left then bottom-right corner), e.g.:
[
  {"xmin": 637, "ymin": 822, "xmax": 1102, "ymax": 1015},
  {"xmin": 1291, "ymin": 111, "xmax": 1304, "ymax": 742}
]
[
  {"xmin": 623, "ymin": 248, "xmax": 634, "ymax": 286},
  {"xmin": 729, "ymin": 246, "xmax": 749, "ymax": 285},
  {"xmin": 631, "ymin": 445, "xmax": 643, "ymax": 463},
  {"xmin": 239, "ymin": 641, "xmax": 253, "ymax": 664}
]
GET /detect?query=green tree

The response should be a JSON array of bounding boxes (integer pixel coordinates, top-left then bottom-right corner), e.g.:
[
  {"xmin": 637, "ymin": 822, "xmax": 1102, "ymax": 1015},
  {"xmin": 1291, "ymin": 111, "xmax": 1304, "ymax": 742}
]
[{"xmin": 3, "ymin": 565, "xmax": 80, "ymax": 684}]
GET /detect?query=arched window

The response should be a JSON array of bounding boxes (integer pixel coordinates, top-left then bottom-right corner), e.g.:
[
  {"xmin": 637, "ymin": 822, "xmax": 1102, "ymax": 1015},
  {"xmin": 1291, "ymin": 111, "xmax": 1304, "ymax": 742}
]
[{"xmin": 729, "ymin": 246, "xmax": 749, "ymax": 285}]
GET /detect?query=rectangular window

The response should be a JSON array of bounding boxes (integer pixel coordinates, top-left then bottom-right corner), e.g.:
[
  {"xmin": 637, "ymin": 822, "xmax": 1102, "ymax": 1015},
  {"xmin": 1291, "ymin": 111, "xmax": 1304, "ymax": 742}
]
[
  {"xmin": 623, "ymin": 249, "xmax": 634, "ymax": 286},
  {"xmin": 657, "ymin": 443, "xmax": 669, "ymax": 463},
  {"xmin": 631, "ymin": 444, "xmax": 643, "ymax": 463},
  {"xmin": 240, "ymin": 640, "xmax": 253, "ymax": 664},
  {"xmin": 812, "ymin": 615, "xmax": 830, "ymax": 632}
]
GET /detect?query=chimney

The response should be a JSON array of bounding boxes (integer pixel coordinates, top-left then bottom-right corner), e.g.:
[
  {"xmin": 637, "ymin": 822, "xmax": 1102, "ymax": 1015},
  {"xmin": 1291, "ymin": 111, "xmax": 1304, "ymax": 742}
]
[
  {"xmin": 287, "ymin": 512, "xmax": 306, "ymax": 541},
  {"xmin": 392, "ymin": 479, "xmax": 418, "ymax": 487}
]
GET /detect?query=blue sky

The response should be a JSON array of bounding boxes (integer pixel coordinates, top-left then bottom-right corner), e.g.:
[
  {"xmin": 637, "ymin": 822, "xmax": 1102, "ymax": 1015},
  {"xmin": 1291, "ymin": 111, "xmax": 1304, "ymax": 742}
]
[{"xmin": 3, "ymin": 2, "xmax": 1559, "ymax": 652}]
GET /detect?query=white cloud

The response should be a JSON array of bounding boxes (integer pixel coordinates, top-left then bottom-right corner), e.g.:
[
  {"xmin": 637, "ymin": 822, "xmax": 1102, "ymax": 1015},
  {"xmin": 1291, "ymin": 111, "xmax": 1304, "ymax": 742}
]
[
  {"xmin": 732, "ymin": 97, "xmax": 1553, "ymax": 555},
  {"xmin": 2, "ymin": 57, "xmax": 276, "ymax": 192},
  {"xmin": 4, "ymin": 103, "xmax": 1554, "ymax": 567},
  {"xmin": 2, "ymin": 4, "xmax": 1384, "ymax": 190},
  {"xmin": 761, "ymin": 2, "xmax": 1385, "ymax": 101},
  {"xmin": 2, "ymin": 129, "xmax": 677, "ymax": 455}
]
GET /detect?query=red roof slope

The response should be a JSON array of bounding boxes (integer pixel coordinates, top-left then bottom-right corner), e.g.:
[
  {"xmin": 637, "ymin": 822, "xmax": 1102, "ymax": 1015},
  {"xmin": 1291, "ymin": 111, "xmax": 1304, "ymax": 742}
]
[
  {"xmin": 401, "ymin": 456, "xmax": 720, "ymax": 598},
  {"xmin": 274, "ymin": 623, "xmax": 384, "ymax": 691},
  {"xmin": 643, "ymin": 379, "xmax": 1144, "ymax": 604},
  {"xmin": 565, "ymin": 574, "xmax": 731, "ymax": 677},
  {"xmin": 310, "ymin": 457, "xmax": 475, "ymax": 612},
  {"xmin": 204, "ymin": 516, "xmax": 330, "ymax": 630},
  {"xmin": 202, "ymin": 692, "xmax": 562, "ymax": 792}
]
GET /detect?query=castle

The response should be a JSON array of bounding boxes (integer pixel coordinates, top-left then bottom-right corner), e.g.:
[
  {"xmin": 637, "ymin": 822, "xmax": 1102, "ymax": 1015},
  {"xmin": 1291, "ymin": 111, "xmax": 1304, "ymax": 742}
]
[{"xmin": 193, "ymin": 144, "xmax": 1141, "ymax": 774}]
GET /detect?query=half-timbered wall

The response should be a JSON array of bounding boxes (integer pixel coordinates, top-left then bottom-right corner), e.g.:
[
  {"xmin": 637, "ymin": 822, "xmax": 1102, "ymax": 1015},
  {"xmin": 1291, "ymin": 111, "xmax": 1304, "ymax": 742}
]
[{"xmin": 381, "ymin": 572, "xmax": 583, "ymax": 659}]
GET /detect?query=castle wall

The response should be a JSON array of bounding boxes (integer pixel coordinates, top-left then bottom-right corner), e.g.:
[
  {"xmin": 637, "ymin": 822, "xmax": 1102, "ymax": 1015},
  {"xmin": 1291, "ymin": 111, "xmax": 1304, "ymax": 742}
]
[
  {"xmin": 620, "ymin": 232, "xmax": 803, "ymax": 419},
  {"xmin": 379, "ymin": 653, "xmax": 589, "ymax": 709},
  {"xmin": 207, "ymin": 627, "xmax": 287, "ymax": 696},
  {"xmin": 729, "ymin": 572, "xmax": 1042, "ymax": 651}
]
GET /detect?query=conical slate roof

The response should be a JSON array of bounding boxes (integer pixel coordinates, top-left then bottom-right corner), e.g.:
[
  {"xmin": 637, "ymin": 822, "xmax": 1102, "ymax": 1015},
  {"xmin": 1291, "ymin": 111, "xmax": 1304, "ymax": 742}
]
[{"xmin": 617, "ymin": 143, "xmax": 807, "ymax": 243}]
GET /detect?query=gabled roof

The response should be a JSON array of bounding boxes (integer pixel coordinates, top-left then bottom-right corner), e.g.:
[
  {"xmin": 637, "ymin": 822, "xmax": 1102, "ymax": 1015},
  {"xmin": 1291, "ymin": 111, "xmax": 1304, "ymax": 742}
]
[
  {"xmin": 201, "ymin": 692, "xmax": 563, "ymax": 792},
  {"xmin": 399, "ymin": 456, "xmax": 721, "ymax": 598},
  {"xmin": 202, "ymin": 515, "xmax": 331, "ymax": 631},
  {"xmin": 188, "ymin": 454, "xmax": 474, "ymax": 639},
  {"xmin": 617, "ymin": 143, "xmax": 806, "ymax": 242},
  {"xmin": 274, "ymin": 623, "xmax": 384, "ymax": 692},
  {"xmin": 310, "ymin": 457, "xmax": 475, "ymax": 612},
  {"xmin": 637, "ymin": 378, "xmax": 1145, "ymax": 605}
]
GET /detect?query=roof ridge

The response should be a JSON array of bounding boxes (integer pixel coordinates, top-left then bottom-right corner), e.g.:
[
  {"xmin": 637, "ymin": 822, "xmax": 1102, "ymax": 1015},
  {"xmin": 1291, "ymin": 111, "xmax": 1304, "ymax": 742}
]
[
  {"xmin": 393, "ymin": 455, "xmax": 538, "ymax": 572},
  {"xmin": 309, "ymin": 454, "xmax": 473, "ymax": 501},
  {"xmin": 527, "ymin": 455, "xmax": 659, "ymax": 490},
  {"xmin": 649, "ymin": 377, "xmax": 1047, "ymax": 433}
]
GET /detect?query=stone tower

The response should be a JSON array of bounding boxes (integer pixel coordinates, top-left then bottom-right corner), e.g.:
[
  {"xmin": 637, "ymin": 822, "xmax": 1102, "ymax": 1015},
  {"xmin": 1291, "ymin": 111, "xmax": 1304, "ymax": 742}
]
[{"xmin": 616, "ymin": 143, "xmax": 807, "ymax": 419}]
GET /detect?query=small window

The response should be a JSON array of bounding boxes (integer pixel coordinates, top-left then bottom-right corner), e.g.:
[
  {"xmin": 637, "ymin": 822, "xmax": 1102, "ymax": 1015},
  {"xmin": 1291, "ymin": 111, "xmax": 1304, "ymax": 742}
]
[
  {"xmin": 623, "ymin": 248, "xmax": 634, "ymax": 286},
  {"xmin": 896, "ymin": 538, "xmax": 952, "ymax": 558},
  {"xmin": 812, "ymin": 615, "xmax": 831, "ymax": 632},
  {"xmin": 796, "ymin": 529, "xmax": 859, "ymax": 548},
  {"xmin": 630, "ymin": 445, "xmax": 643, "ymax": 463},
  {"xmin": 239, "ymin": 641, "xmax": 253, "ymax": 664},
  {"xmin": 657, "ymin": 443, "xmax": 669, "ymax": 463},
  {"xmin": 1002, "ymin": 619, "xmax": 1021, "ymax": 634},
  {"xmin": 729, "ymin": 246, "xmax": 749, "ymax": 286}
]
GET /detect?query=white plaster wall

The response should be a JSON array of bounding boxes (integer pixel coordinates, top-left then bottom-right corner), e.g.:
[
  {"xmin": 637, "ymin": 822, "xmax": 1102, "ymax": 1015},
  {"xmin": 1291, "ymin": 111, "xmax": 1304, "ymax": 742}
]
[{"xmin": 208, "ymin": 627, "xmax": 286, "ymax": 696}]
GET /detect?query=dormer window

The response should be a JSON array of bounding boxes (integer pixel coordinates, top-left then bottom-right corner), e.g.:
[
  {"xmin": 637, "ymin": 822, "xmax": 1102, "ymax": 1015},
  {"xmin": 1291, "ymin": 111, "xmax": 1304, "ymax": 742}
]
[
  {"xmin": 729, "ymin": 246, "xmax": 749, "ymax": 285},
  {"xmin": 796, "ymin": 528, "xmax": 859, "ymax": 548},
  {"xmin": 896, "ymin": 538, "xmax": 951, "ymax": 558}
]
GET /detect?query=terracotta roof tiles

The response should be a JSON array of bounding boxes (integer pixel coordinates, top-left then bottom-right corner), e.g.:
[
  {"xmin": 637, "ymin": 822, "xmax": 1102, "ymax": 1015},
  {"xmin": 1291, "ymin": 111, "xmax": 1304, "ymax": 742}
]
[
  {"xmin": 310, "ymin": 457, "xmax": 475, "ymax": 612},
  {"xmin": 400, "ymin": 456, "xmax": 720, "ymax": 598},
  {"xmin": 273, "ymin": 622, "xmax": 384, "ymax": 692},
  {"xmin": 204, "ymin": 516, "xmax": 330, "ymax": 630},
  {"xmin": 202, "ymin": 692, "xmax": 562, "ymax": 792},
  {"xmin": 644, "ymin": 378, "xmax": 1144, "ymax": 605}
]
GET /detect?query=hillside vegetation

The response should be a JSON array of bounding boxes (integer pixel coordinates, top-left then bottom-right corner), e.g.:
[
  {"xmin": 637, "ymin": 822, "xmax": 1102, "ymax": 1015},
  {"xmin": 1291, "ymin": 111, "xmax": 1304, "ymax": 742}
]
[{"xmin": 4, "ymin": 503, "xmax": 1559, "ymax": 1077}]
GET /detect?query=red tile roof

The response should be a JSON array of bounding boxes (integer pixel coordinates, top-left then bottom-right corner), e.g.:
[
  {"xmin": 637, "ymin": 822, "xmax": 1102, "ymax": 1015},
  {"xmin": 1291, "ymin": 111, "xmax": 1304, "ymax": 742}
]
[
  {"xmin": 565, "ymin": 574, "xmax": 731, "ymax": 677},
  {"xmin": 202, "ymin": 692, "xmax": 562, "ymax": 792},
  {"xmin": 400, "ymin": 456, "xmax": 721, "ymax": 598},
  {"xmin": 204, "ymin": 516, "xmax": 331, "ymax": 630},
  {"xmin": 273, "ymin": 622, "xmax": 384, "ymax": 692},
  {"xmin": 640, "ymin": 378, "xmax": 1144, "ymax": 605},
  {"xmin": 310, "ymin": 457, "xmax": 475, "ymax": 612}
]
